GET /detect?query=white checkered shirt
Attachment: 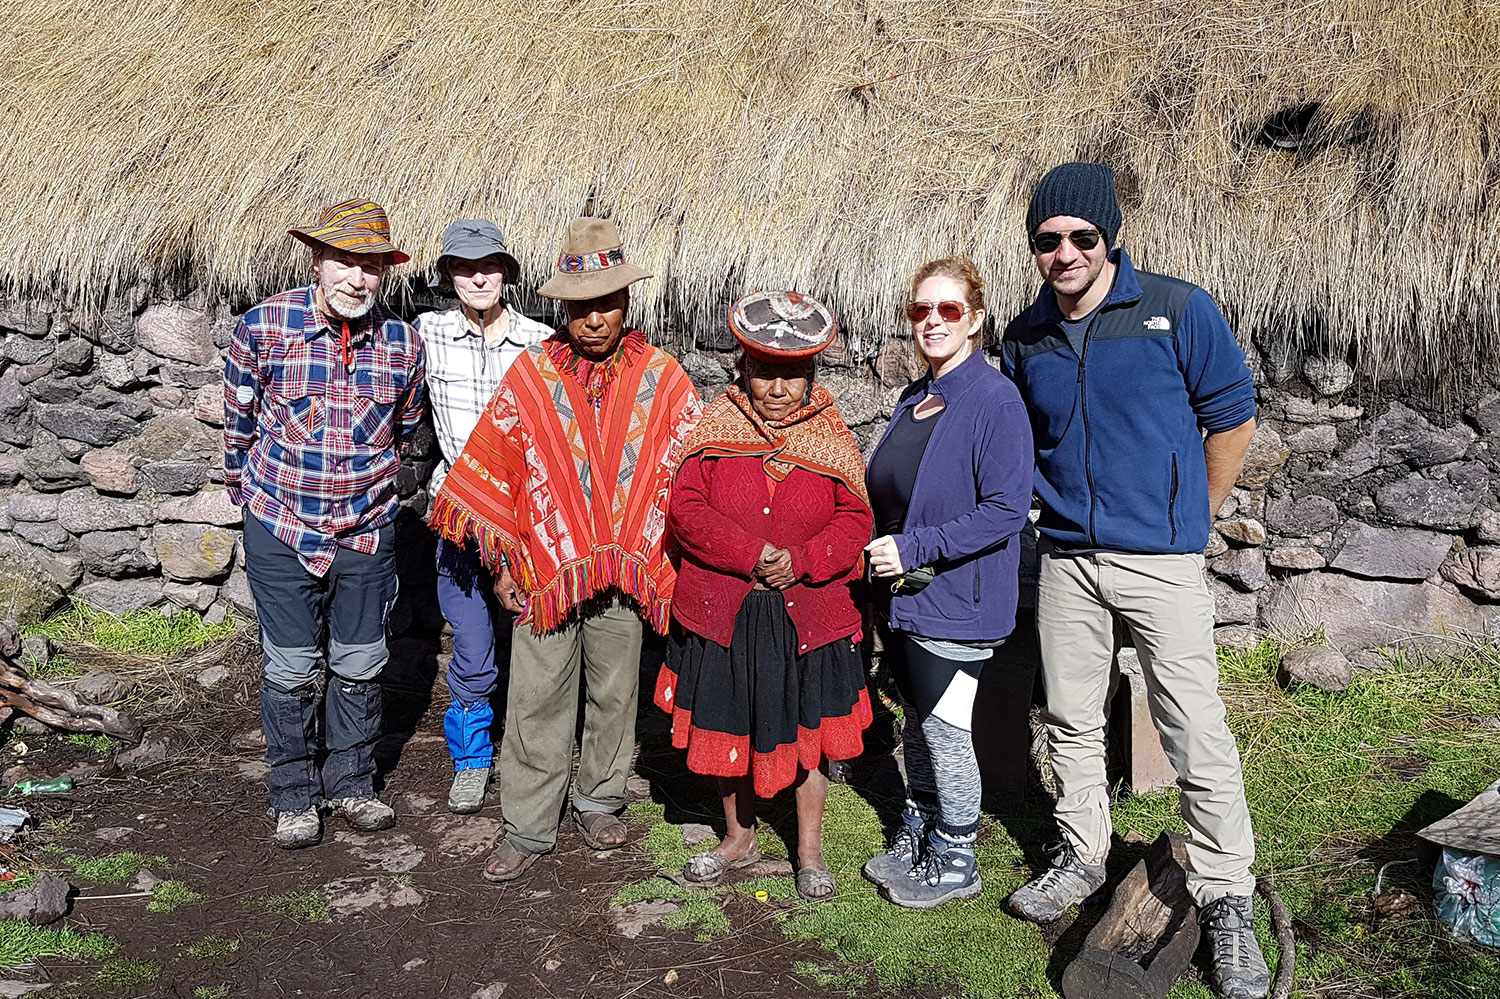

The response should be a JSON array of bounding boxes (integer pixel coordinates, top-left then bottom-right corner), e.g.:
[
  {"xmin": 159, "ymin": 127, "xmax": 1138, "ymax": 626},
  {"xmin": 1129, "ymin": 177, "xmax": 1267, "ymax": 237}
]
[{"xmin": 417, "ymin": 305, "xmax": 555, "ymax": 498}]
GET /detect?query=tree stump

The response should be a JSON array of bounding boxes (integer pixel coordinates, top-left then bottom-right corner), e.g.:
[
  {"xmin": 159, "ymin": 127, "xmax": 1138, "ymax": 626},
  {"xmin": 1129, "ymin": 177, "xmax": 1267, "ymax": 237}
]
[{"xmin": 1061, "ymin": 832, "xmax": 1199, "ymax": 999}]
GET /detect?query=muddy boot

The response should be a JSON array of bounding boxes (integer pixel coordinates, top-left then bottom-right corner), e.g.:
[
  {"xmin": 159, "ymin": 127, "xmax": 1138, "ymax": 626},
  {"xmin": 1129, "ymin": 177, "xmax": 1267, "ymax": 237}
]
[
  {"xmin": 445, "ymin": 700, "xmax": 494, "ymax": 814},
  {"xmin": 261, "ymin": 685, "xmax": 320, "ymax": 817},
  {"xmin": 881, "ymin": 829, "xmax": 982, "ymax": 909},
  {"xmin": 323, "ymin": 676, "xmax": 382, "ymax": 803}
]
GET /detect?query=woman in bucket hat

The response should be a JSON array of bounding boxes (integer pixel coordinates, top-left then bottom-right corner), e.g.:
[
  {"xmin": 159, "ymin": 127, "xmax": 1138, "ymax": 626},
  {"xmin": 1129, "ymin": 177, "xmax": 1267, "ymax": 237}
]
[
  {"xmin": 431, "ymin": 217, "xmax": 700, "ymax": 881},
  {"xmin": 655, "ymin": 290, "xmax": 873, "ymax": 901},
  {"xmin": 416, "ymin": 219, "xmax": 553, "ymax": 814}
]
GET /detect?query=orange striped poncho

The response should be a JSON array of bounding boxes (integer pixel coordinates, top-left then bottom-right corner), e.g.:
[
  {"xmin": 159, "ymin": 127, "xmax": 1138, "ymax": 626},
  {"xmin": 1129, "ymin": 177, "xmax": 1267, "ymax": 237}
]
[{"xmin": 429, "ymin": 331, "xmax": 701, "ymax": 635}]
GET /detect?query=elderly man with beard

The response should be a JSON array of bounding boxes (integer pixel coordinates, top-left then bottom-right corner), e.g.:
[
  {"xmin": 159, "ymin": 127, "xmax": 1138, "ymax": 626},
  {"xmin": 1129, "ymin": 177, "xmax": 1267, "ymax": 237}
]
[
  {"xmin": 431, "ymin": 217, "xmax": 700, "ymax": 881},
  {"xmin": 224, "ymin": 199, "xmax": 426, "ymax": 849}
]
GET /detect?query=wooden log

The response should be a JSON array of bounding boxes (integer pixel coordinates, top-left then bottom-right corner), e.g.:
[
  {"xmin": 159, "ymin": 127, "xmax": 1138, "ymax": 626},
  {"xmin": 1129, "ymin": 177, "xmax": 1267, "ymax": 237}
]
[
  {"xmin": 1061, "ymin": 832, "xmax": 1199, "ymax": 999},
  {"xmin": 0, "ymin": 655, "xmax": 143, "ymax": 743}
]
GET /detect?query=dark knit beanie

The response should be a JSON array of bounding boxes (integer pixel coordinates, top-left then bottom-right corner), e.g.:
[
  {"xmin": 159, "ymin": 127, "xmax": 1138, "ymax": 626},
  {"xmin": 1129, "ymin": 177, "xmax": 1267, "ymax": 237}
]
[{"xmin": 1026, "ymin": 163, "xmax": 1122, "ymax": 248}]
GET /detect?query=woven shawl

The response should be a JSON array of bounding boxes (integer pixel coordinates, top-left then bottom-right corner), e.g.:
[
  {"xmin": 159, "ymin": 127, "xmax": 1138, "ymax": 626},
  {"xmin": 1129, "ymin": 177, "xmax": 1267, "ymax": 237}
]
[
  {"xmin": 429, "ymin": 335, "xmax": 701, "ymax": 634},
  {"xmin": 677, "ymin": 383, "xmax": 870, "ymax": 506}
]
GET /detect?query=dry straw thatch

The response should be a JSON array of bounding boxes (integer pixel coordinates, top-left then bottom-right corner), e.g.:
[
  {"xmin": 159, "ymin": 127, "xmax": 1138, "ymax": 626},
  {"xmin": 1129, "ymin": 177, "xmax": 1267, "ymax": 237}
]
[{"xmin": 3, "ymin": 0, "xmax": 1497, "ymax": 379}]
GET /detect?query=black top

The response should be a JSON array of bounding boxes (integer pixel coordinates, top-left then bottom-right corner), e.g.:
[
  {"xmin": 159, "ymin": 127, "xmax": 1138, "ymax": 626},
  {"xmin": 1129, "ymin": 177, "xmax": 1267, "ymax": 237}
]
[{"xmin": 866, "ymin": 403, "xmax": 943, "ymax": 537}]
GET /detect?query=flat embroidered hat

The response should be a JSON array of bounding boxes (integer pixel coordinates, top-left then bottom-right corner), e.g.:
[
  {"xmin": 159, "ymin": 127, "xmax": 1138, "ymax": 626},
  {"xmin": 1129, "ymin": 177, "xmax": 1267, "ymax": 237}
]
[
  {"xmin": 537, "ymin": 217, "xmax": 652, "ymax": 300},
  {"xmin": 289, "ymin": 199, "xmax": 410, "ymax": 263},
  {"xmin": 729, "ymin": 290, "xmax": 838, "ymax": 362}
]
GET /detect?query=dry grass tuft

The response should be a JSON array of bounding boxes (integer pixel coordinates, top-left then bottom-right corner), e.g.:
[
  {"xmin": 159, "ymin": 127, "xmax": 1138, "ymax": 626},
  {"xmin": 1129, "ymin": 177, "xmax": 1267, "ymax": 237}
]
[{"xmin": 1, "ymin": 2, "xmax": 1496, "ymax": 380}]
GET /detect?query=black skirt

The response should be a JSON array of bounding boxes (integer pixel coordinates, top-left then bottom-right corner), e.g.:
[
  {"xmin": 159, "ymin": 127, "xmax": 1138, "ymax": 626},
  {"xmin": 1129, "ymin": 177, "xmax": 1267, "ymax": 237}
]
[{"xmin": 655, "ymin": 590, "xmax": 871, "ymax": 797}]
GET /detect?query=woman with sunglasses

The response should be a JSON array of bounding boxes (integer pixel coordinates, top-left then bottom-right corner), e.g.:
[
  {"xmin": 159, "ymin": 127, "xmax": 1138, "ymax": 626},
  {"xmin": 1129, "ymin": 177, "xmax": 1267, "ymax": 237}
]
[{"xmin": 862, "ymin": 255, "xmax": 1034, "ymax": 908}]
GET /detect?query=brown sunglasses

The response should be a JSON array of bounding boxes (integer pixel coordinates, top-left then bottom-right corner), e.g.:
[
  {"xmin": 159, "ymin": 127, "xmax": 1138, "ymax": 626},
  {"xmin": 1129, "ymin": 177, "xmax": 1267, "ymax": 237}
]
[{"xmin": 904, "ymin": 300, "xmax": 968, "ymax": 323}]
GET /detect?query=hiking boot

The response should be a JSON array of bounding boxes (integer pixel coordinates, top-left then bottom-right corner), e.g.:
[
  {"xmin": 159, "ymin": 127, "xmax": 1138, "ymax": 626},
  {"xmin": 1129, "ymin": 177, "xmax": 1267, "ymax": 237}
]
[
  {"xmin": 880, "ymin": 831, "xmax": 982, "ymax": 909},
  {"xmin": 862, "ymin": 807, "xmax": 929, "ymax": 886},
  {"xmin": 1200, "ymin": 894, "xmax": 1271, "ymax": 999},
  {"xmin": 448, "ymin": 767, "xmax": 491, "ymax": 814},
  {"xmin": 273, "ymin": 806, "xmax": 322, "ymax": 850},
  {"xmin": 330, "ymin": 796, "xmax": 396, "ymax": 832},
  {"xmin": 1006, "ymin": 841, "xmax": 1107, "ymax": 923}
]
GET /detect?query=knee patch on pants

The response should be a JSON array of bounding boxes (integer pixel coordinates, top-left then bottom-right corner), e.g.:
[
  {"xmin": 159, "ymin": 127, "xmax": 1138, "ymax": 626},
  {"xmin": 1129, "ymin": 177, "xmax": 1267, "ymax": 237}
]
[
  {"xmin": 262, "ymin": 644, "xmax": 322, "ymax": 694},
  {"xmin": 328, "ymin": 640, "xmax": 388, "ymax": 682}
]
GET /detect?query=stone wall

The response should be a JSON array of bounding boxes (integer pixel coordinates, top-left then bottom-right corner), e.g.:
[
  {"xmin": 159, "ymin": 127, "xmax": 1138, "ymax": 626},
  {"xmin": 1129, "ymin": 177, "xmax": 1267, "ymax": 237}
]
[{"xmin": 1, "ymin": 292, "xmax": 1497, "ymax": 652}]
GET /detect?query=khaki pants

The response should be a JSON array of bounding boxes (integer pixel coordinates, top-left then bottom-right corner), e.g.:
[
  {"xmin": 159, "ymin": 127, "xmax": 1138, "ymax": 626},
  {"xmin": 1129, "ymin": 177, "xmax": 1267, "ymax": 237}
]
[
  {"xmin": 499, "ymin": 596, "xmax": 644, "ymax": 855},
  {"xmin": 1036, "ymin": 544, "xmax": 1256, "ymax": 903}
]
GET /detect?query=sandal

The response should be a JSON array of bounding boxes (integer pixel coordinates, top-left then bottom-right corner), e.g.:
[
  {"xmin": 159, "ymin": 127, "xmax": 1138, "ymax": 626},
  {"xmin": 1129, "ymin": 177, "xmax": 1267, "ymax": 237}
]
[
  {"xmin": 482, "ymin": 837, "xmax": 540, "ymax": 883},
  {"xmin": 682, "ymin": 844, "xmax": 763, "ymax": 884},
  {"xmin": 796, "ymin": 867, "xmax": 836, "ymax": 901},
  {"xmin": 574, "ymin": 809, "xmax": 629, "ymax": 850}
]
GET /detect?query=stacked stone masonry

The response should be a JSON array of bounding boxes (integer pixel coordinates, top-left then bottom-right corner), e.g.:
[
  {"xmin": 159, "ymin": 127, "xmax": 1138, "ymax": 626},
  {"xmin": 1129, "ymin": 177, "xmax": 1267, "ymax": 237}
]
[{"xmin": 1, "ymin": 295, "xmax": 1497, "ymax": 652}]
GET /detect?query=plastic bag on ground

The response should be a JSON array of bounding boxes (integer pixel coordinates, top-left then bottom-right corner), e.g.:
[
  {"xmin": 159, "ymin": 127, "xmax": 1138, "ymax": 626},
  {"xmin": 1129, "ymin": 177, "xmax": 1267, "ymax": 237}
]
[{"xmin": 1434, "ymin": 847, "xmax": 1500, "ymax": 947}]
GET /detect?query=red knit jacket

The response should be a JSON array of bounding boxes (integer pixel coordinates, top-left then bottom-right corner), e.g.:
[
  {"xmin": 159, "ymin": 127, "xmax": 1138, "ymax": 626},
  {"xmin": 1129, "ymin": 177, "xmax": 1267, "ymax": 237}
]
[{"xmin": 670, "ymin": 454, "xmax": 871, "ymax": 652}]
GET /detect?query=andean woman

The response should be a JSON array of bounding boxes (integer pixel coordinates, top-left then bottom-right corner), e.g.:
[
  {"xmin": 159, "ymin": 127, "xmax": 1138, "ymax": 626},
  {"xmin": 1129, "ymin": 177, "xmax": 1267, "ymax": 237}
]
[
  {"xmin": 862, "ymin": 255, "xmax": 1034, "ymax": 908},
  {"xmin": 655, "ymin": 290, "xmax": 874, "ymax": 901}
]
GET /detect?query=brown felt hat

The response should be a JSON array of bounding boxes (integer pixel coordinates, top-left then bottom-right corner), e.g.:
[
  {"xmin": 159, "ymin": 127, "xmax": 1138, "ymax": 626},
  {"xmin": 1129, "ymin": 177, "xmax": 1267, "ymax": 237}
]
[
  {"xmin": 537, "ymin": 217, "xmax": 652, "ymax": 300},
  {"xmin": 289, "ymin": 199, "xmax": 410, "ymax": 264}
]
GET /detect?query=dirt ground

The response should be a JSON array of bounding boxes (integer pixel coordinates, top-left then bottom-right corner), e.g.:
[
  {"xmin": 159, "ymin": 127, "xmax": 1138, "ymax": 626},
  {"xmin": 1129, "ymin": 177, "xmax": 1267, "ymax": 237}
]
[{"xmin": 1, "ymin": 630, "xmax": 904, "ymax": 999}]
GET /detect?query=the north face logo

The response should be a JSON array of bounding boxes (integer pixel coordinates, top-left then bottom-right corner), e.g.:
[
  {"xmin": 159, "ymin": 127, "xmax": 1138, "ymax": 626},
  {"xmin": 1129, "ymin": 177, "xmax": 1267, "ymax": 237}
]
[{"xmin": 1143, "ymin": 316, "xmax": 1171, "ymax": 331}]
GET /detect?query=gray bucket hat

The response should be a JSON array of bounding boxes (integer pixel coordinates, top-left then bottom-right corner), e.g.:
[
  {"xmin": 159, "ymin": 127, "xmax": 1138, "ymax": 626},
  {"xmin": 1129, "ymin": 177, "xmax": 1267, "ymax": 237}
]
[{"xmin": 430, "ymin": 219, "xmax": 521, "ymax": 288}]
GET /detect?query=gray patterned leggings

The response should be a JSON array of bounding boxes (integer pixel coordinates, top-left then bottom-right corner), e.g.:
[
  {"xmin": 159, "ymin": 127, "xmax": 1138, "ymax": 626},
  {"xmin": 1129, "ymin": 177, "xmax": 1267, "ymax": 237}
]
[{"xmin": 893, "ymin": 634, "xmax": 993, "ymax": 840}]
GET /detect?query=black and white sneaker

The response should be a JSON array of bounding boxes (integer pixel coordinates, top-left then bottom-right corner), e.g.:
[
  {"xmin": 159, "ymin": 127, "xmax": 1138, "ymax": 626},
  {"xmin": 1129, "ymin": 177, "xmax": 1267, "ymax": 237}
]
[
  {"xmin": 1006, "ymin": 840, "xmax": 1107, "ymax": 923},
  {"xmin": 1200, "ymin": 894, "xmax": 1271, "ymax": 999},
  {"xmin": 880, "ymin": 831, "xmax": 981, "ymax": 909}
]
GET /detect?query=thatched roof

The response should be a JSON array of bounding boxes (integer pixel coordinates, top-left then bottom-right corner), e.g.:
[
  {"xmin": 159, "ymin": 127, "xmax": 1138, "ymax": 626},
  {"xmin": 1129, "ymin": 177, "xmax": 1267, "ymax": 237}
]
[{"xmin": 4, "ymin": 1, "xmax": 1497, "ymax": 379}]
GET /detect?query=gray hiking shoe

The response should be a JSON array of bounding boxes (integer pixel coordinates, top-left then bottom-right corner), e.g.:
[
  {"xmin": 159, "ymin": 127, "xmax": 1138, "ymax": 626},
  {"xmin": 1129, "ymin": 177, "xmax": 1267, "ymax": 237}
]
[
  {"xmin": 862, "ymin": 809, "xmax": 928, "ymax": 886},
  {"xmin": 273, "ymin": 806, "xmax": 322, "ymax": 850},
  {"xmin": 448, "ymin": 767, "xmax": 491, "ymax": 814},
  {"xmin": 1006, "ymin": 841, "xmax": 1107, "ymax": 923},
  {"xmin": 330, "ymin": 796, "xmax": 396, "ymax": 832},
  {"xmin": 1200, "ymin": 894, "xmax": 1271, "ymax": 999},
  {"xmin": 881, "ymin": 832, "xmax": 982, "ymax": 909}
]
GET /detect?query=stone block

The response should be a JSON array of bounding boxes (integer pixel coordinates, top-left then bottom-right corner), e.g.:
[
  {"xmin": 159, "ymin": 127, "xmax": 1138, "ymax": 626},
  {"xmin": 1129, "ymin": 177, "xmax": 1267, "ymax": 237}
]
[
  {"xmin": 73, "ymin": 670, "xmax": 136, "ymax": 704},
  {"xmin": 152, "ymin": 523, "xmax": 236, "ymax": 582},
  {"xmin": 118, "ymin": 414, "xmax": 220, "ymax": 464},
  {"xmin": 1268, "ymin": 546, "xmax": 1326, "ymax": 570},
  {"xmin": 1210, "ymin": 547, "xmax": 1267, "ymax": 592},
  {"xmin": 28, "ymin": 547, "xmax": 83, "ymax": 590},
  {"xmin": 73, "ymin": 576, "xmax": 164, "ymax": 616},
  {"xmin": 192, "ymin": 384, "xmax": 222, "ymax": 425},
  {"xmin": 141, "ymin": 461, "xmax": 208, "ymax": 495},
  {"xmin": 1216, "ymin": 518, "xmax": 1266, "ymax": 546},
  {"xmin": 78, "ymin": 451, "xmax": 140, "ymax": 497},
  {"xmin": 11, "ymin": 521, "xmax": 70, "ymax": 552},
  {"xmin": 1203, "ymin": 531, "xmax": 1228, "ymax": 557},
  {"xmin": 0, "ymin": 302, "xmax": 51, "ymax": 338},
  {"xmin": 1262, "ymin": 572, "xmax": 1496, "ymax": 651},
  {"xmin": 78, "ymin": 530, "xmax": 158, "ymax": 579},
  {"xmin": 148, "ymin": 386, "xmax": 189, "ymax": 410},
  {"xmin": 1374, "ymin": 461, "xmax": 1488, "ymax": 530},
  {"xmin": 136, "ymin": 304, "xmax": 216, "ymax": 365},
  {"xmin": 97, "ymin": 350, "xmax": 140, "ymax": 391},
  {"xmin": 7, "ymin": 492, "xmax": 59, "ymax": 524},
  {"xmin": 1329, "ymin": 521, "xmax": 1452, "ymax": 580},
  {"xmin": 220, "ymin": 569, "xmax": 255, "ymax": 618},
  {"xmin": 1276, "ymin": 646, "xmax": 1353, "ymax": 692},
  {"xmin": 27, "ymin": 377, "xmax": 80, "ymax": 404},
  {"xmin": 876, "ymin": 339, "xmax": 925, "ymax": 387},
  {"xmin": 1236, "ymin": 425, "xmax": 1288, "ymax": 488},
  {"xmin": 0, "ymin": 539, "xmax": 66, "ymax": 624},
  {"xmin": 1478, "ymin": 509, "xmax": 1500, "ymax": 544},
  {"xmin": 1265, "ymin": 494, "xmax": 1339, "ymax": 536},
  {"xmin": 1214, "ymin": 625, "xmax": 1263, "ymax": 649},
  {"xmin": 78, "ymin": 387, "xmax": 153, "ymax": 421},
  {"xmin": 1466, "ymin": 390, "xmax": 1500, "ymax": 437},
  {"xmin": 52, "ymin": 337, "xmax": 94, "ymax": 375},
  {"xmin": 1440, "ymin": 546, "xmax": 1500, "ymax": 600},
  {"xmin": 1302, "ymin": 356, "xmax": 1355, "ymax": 396},
  {"xmin": 0, "ymin": 369, "xmax": 25, "ymax": 416},
  {"xmin": 679, "ymin": 351, "xmax": 729, "ymax": 385},
  {"xmin": 0, "ymin": 456, "xmax": 24, "ymax": 488},
  {"xmin": 57, "ymin": 492, "xmax": 155, "ymax": 533},
  {"xmin": 162, "ymin": 580, "xmax": 217, "ymax": 612},
  {"xmin": 1338, "ymin": 401, "xmax": 1474, "ymax": 477},
  {"xmin": 157, "ymin": 488, "xmax": 241, "ymax": 526},
  {"xmin": 35, "ymin": 405, "xmax": 141, "ymax": 448},
  {"xmin": 3, "ymin": 333, "xmax": 54, "ymax": 366},
  {"xmin": 159, "ymin": 363, "xmax": 218, "ymax": 390}
]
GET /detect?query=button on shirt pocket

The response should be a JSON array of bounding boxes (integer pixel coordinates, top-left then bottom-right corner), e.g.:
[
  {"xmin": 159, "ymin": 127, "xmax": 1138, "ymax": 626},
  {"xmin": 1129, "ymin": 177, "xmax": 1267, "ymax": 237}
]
[{"xmin": 352, "ymin": 374, "xmax": 402, "ymax": 449}]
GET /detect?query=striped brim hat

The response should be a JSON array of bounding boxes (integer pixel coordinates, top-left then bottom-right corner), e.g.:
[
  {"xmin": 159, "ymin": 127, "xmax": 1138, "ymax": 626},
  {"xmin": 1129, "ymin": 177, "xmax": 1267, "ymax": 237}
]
[{"xmin": 289, "ymin": 199, "xmax": 410, "ymax": 264}]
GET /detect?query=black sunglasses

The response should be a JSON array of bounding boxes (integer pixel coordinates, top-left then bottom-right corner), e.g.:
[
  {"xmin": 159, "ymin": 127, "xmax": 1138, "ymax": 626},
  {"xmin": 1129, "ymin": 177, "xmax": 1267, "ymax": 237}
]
[{"xmin": 1029, "ymin": 229, "xmax": 1102, "ymax": 253}]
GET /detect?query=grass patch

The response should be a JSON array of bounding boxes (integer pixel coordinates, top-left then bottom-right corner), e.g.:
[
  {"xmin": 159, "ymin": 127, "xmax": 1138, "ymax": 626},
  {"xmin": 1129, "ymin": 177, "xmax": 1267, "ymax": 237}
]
[
  {"xmin": 147, "ymin": 880, "xmax": 204, "ymax": 913},
  {"xmin": 261, "ymin": 888, "xmax": 330, "ymax": 924},
  {"xmin": 0, "ymin": 920, "xmax": 118, "ymax": 968},
  {"xmin": 184, "ymin": 936, "xmax": 240, "ymax": 960},
  {"xmin": 95, "ymin": 958, "xmax": 160, "ymax": 988},
  {"xmin": 793, "ymin": 959, "xmax": 868, "ymax": 991},
  {"xmin": 23, "ymin": 600, "xmax": 235, "ymax": 658},
  {"xmin": 194, "ymin": 987, "xmax": 230, "ymax": 999},
  {"xmin": 622, "ymin": 637, "xmax": 1500, "ymax": 998},
  {"xmin": 658, "ymin": 896, "xmax": 732, "ymax": 941},
  {"xmin": 66, "ymin": 732, "xmax": 115, "ymax": 755},
  {"xmin": 24, "ymin": 653, "xmax": 79, "ymax": 681},
  {"xmin": 66, "ymin": 852, "xmax": 165, "ymax": 883}
]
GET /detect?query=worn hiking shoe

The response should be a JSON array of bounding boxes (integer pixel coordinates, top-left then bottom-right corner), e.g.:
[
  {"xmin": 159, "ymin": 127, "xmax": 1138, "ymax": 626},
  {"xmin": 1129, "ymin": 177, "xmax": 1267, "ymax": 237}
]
[
  {"xmin": 330, "ymin": 796, "xmax": 397, "ymax": 832},
  {"xmin": 1006, "ymin": 841, "xmax": 1107, "ymax": 923},
  {"xmin": 1200, "ymin": 894, "xmax": 1271, "ymax": 999},
  {"xmin": 862, "ymin": 808, "xmax": 929, "ymax": 886},
  {"xmin": 880, "ymin": 832, "xmax": 982, "ymax": 909},
  {"xmin": 273, "ymin": 807, "xmax": 322, "ymax": 850},
  {"xmin": 448, "ymin": 767, "xmax": 491, "ymax": 814}
]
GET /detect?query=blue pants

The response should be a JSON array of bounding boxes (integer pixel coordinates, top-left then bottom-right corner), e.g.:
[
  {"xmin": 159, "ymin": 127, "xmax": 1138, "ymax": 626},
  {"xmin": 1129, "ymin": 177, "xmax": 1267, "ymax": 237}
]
[
  {"xmin": 436, "ymin": 538, "xmax": 510, "ymax": 770},
  {"xmin": 243, "ymin": 514, "xmax": 397, "ymax": 812}
]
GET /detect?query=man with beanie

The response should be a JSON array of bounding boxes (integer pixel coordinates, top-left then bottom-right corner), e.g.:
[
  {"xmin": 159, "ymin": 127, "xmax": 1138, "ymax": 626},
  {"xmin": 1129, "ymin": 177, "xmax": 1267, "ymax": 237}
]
[
  {"xmin": 1000, "ymin": 163, "xmax": 1268, "ymax": 999},
  {"xmin": 417, "ymin": 220, "xmax": 553, "ymax": 814}
]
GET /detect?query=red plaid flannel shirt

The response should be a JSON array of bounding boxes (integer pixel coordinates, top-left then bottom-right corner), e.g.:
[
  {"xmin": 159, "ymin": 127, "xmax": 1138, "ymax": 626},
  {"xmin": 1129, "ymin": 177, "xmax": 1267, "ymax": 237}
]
[{"xmin": 223, "ymin": 285, "xmax": 425, "ymax": 576}]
